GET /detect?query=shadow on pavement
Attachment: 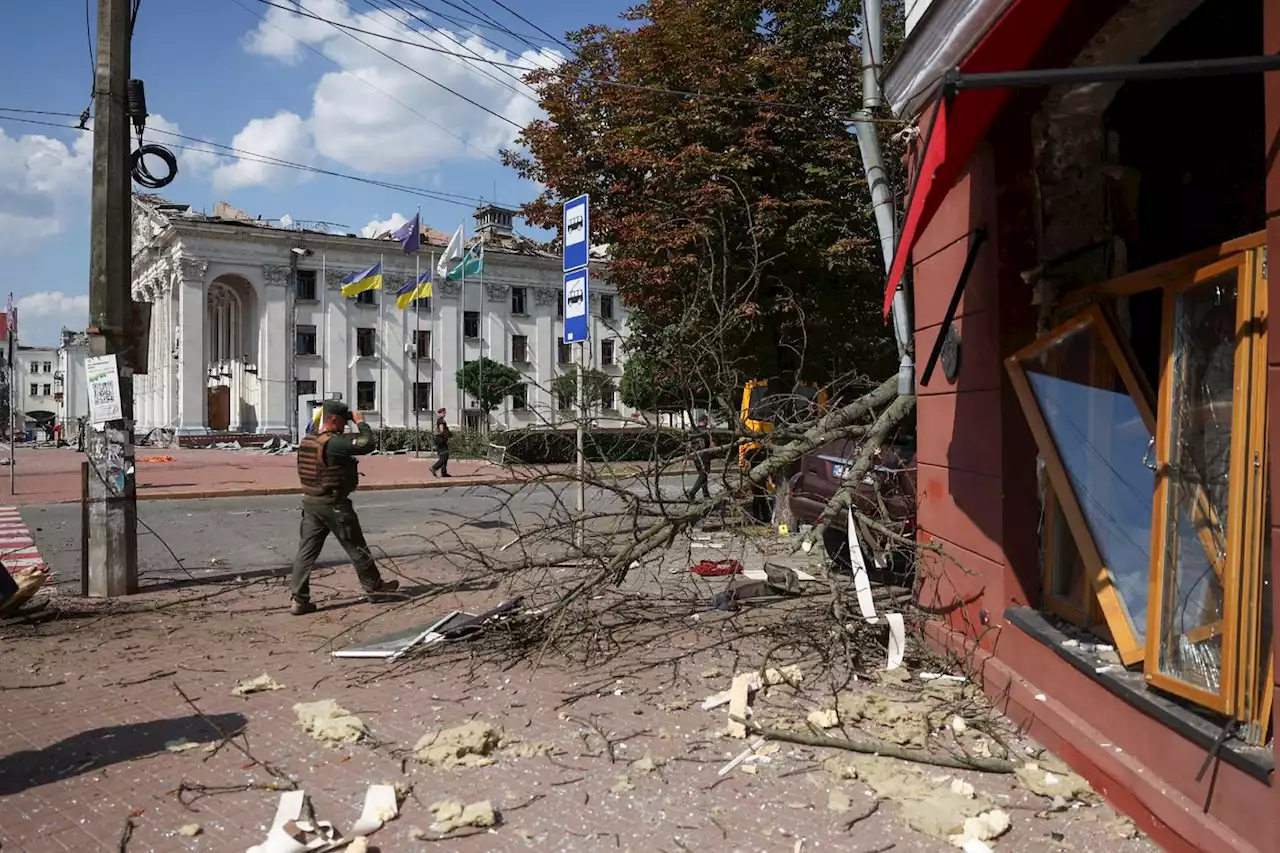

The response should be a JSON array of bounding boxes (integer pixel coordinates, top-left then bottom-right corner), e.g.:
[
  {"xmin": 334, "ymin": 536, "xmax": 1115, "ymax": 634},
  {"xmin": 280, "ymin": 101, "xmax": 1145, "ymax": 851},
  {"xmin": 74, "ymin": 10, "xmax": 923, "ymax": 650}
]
[{"xmin": 0, "ymin": 712, "xmax": 247, "ymax": 796}]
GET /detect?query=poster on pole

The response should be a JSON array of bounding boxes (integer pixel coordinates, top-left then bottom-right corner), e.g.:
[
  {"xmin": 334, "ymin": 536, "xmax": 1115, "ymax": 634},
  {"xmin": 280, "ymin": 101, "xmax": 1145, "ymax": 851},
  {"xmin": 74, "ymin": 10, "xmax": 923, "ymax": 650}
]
[
  {"xmin": 86, "ymin": 354, "xmax": 123, "ymax": 425},
  {"xmin": 563, "ymin": 270, "xmax": 589, "ymax": 343}
]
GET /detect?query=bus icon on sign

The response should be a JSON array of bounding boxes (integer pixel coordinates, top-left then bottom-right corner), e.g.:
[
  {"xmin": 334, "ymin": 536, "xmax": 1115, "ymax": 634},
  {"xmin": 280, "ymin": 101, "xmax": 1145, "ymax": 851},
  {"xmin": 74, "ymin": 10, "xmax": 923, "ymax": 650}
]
[{"xmin": 565, "ymin": 206, "xmax": 585, "ymax": 245}]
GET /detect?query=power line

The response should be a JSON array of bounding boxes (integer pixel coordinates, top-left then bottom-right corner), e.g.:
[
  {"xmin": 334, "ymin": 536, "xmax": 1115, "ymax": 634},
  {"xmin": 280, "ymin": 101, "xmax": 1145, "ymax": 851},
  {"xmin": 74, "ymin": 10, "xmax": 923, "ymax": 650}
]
[
  {"xmin": 235, "ymin": 0, "xmax": 903, "ymax": 125},
  {"xmin": 477, "ymin": 0, "xmax": 573, "ymax": 53},
  {"xmin": 289, "ymin": 0, "xmax": 523, "ymax": 128},
  {"xmin": 0, "ymin": 110, "xmax": 520, "ymax": 210},
  {"xmin": 405, "ymin": 0, "xmax": 559, "ymax": 47},
  {"xmin": 227, "ymin": 0, "xmax": 506, "ymax": 164},
  {"xmin": 372, "ymin": 0, "xmax": 536, "ymax": 102}
]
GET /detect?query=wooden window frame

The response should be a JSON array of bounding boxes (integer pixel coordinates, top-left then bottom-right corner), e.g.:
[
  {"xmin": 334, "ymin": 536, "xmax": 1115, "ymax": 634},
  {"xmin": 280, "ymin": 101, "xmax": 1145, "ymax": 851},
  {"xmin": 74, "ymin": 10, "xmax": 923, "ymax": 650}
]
[
  {"xmin": 1050, "ymin": 234, "xmax": 1269, "ymax": 734},
  {"xmin": 1006, "ymin": 306, "xmax": 1158, "ymax": 666},
  {"xmin": 1041, "ymin": 482, "xmax": 1111, "ymax": 636},
  {"xmin": 1142, "ymin": 253, "xmax": 1259, "ymax": 713}
]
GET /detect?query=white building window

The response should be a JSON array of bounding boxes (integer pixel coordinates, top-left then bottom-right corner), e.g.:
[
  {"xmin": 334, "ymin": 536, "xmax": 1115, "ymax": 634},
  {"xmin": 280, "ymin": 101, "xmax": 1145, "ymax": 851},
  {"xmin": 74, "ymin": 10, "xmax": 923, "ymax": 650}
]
[
  {"xmin": 357, "ymin": 381, "xmax": 377, "ymax": 411},
  {"xmin": 512, "ymin": 335, "xmax": 529, "ymax": 363},
  {"xmin": 296, "ymin": 325, "xmax": 318, "ymax": 356},
  {"xmin": 601, "ymin": 338, "xmax": 615, "ymax": 366},
  {"xmin": 356, "ymin": 328, "xmax": 376, "ymax": 358},
  {"xmin": 295, "ymin": 269, "xmax": 318, "ymax": 301},
  {"xmin": 511, "ymin": 383, "xmax": 528, "ymax": 410},
  {"xmin": 28, "ymin": 384, "xmax": 37, "ymax": 397},
  {"xmin": 511, "ymin": 287, "xmax": 528, "ymax": 315},
  {"xmin": 463, "ymin": 311, "xmax": 480, "ymax": 340},
  {"xmin": 42, "ymin": 384, "xmax": 51, "ymax": 396},
  {"xmin": 297, "ymin": 380, "xmax": 317, "ymax": 396},
  {"xmin": 557, "ymin": 337, "xmax": 571, "ymax": 365},
  {"xmin": 600, "ymin": 295, "xmax": 615, "ymax": 321}
]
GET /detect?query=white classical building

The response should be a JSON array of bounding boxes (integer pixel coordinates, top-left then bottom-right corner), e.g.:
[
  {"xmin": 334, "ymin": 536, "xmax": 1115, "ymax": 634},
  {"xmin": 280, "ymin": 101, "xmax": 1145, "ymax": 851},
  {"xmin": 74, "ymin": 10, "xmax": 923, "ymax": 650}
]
[
  {"xmin": 55, "ymin": 329, "xmax": 90, "ymax": 437},
  {"xmin": 129, "ymin": 195, "xmax": 633, "ymax": 438},
  {"xmin": 13, "ymin": 344, "xmax": 58, "ymax": 437}
]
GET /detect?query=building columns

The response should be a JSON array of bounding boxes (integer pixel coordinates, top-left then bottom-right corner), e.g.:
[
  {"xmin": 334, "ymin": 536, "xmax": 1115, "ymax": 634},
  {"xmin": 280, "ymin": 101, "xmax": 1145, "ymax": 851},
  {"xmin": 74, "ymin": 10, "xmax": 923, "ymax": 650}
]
[{"xmin": 176, "ymin": 257, "xmax": 208, "ymax": 435}]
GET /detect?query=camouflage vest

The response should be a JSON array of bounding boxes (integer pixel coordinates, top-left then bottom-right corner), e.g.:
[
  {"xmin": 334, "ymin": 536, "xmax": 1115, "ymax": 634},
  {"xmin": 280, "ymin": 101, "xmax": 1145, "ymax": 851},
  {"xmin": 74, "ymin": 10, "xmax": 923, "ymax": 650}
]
[{"xmin": 297, "ymin": 433, "xmax": 348, "ymax": 498}]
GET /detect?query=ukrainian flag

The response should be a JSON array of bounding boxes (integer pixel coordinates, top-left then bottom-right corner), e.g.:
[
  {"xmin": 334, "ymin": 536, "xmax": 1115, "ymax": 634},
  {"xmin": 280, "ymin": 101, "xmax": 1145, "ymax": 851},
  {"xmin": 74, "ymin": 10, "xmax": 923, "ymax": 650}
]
[
  {"xmin": 340, "ymin": 262, "xmax": 383, "ymax": 297},
  {"xmin": 395, "ymin": 270, "xmax": 433, "ymax": 311}
]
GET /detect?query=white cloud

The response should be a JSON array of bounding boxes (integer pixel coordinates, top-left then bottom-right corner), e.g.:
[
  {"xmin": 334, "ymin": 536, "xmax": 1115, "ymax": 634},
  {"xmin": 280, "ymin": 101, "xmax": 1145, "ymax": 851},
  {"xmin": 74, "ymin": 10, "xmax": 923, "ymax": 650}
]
[
  {"xmin": 15, "ymin": 291, "xmax": 89, "ymax": 347},
  {"xmin": 361, "ymin": 212, "xmax": 408, "ymax": 238},
  {"xmin": 230, "ymin": 0, "xmax": 565, "ymax": 184},
  {"xmin": 0, "ymin": 113, "xmax": 209, "ymax": 259},
  {"xmin": 0, "ymin": 127, "xmax": 93, "ymax": 257},
  {"xmin": 210, "ymin": 111, "xmax": 314, "ymax": 191}
]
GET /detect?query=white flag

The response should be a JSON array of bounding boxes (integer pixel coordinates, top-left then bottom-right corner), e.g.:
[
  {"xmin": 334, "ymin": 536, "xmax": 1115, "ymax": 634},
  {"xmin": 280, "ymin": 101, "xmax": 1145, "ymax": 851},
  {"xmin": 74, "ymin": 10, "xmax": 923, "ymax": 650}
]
[{"xmin": 436, "ymin": 224, "xmax": 464, "ymax": 277}]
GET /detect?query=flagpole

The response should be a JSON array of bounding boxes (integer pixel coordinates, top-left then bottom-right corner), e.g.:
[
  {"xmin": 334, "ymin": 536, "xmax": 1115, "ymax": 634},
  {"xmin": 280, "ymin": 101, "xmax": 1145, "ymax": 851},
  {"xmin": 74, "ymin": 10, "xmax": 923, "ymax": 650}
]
[
  {"xmin": 414, "ymin": 219, "xmax": 421, "ymax": 457},
  {"xmin": 478, "ymin": 238, "xmax": 484, "ymax": 434}
]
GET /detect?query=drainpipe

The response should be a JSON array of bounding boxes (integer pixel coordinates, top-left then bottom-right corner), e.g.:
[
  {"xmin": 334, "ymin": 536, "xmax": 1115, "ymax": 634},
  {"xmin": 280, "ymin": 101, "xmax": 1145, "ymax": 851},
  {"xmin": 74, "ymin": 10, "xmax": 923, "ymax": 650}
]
[{"xmin": 856, "ymin": 0, "xmax": 914, "ymax": 396}]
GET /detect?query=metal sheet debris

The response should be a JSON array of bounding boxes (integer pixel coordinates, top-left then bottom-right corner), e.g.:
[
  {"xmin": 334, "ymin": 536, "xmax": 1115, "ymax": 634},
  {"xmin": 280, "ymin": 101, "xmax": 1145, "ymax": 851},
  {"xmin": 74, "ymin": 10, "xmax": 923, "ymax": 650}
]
[{"xmin": 332, "ymin": 598, "xmax": 523, "ymax": 660}]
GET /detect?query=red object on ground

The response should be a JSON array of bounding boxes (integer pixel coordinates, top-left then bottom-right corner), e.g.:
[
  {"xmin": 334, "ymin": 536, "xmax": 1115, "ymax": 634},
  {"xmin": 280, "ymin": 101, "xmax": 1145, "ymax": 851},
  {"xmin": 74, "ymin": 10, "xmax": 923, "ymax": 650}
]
[{"xmin": 690, "ymin": 559, "xmax": 744, "ymax": 577}]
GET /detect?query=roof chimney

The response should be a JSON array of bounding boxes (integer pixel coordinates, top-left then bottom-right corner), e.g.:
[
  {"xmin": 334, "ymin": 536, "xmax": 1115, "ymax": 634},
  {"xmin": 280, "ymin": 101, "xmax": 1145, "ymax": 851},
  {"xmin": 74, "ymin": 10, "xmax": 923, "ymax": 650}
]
[{"xmin": 474, "ymin": 203, "xmax": 516, "ymax": 240}]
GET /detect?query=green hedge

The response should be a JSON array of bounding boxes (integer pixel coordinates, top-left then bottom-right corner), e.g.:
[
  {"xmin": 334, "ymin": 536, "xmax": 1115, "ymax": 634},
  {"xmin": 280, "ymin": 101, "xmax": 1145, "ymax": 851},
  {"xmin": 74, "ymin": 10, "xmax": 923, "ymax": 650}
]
[{"xmin": 370, "ymin": 426, "xmax": 735, "ymax": 465}]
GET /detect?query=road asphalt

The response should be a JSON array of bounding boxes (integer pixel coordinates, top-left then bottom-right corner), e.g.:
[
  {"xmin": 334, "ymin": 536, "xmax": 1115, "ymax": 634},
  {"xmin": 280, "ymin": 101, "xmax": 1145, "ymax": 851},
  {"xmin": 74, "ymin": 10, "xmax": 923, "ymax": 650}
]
[{"xmin": 21, "ymin": 480, "xmax": 694, "ymax": 589}]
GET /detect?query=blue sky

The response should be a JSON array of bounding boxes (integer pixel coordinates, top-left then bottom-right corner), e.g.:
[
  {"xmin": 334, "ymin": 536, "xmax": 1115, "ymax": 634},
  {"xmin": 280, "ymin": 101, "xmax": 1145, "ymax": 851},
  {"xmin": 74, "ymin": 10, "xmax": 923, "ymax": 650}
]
[{"xmin": 0, "ymin": 0, "xmax": 633, "ymax": 346}]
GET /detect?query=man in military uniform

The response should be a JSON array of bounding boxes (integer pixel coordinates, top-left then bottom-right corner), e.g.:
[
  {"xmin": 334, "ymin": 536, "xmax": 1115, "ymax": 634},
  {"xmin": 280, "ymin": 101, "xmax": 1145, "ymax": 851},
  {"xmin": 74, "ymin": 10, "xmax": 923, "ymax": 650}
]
[
  {"xmin": 289, "ymin": 400, "xmax": 398, "ymax": 615},
  {"xmin": 685, "ymin": 414, "xmax": 714, "ymax": 500},
  {"xmin": 429, "ymin": 407, "xmax": 451, "ymax": 478}
]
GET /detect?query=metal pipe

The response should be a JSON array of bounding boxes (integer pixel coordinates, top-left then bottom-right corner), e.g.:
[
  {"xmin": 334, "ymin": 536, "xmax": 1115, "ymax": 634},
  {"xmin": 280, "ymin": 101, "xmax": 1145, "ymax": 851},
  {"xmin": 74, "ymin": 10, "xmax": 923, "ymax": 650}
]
[
  {"xmin": 861, "ymin": 0, "xmax": 883, "ymax": 109},
  {"xmin": 947, "ymin": 52, "xmax": 1280, "ymax": 92},
  {"xmin": 857, "ymin": 0, "xmax": 913, "ymax": 396}
]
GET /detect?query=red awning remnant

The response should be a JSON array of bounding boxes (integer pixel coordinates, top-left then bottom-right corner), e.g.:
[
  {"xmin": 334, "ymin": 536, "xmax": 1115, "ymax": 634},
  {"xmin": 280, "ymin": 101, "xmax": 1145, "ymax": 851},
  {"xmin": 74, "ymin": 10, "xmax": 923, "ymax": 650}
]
[{"xmin": 882, "ymin": 0, "xmax": 1074, "ymax": 318}]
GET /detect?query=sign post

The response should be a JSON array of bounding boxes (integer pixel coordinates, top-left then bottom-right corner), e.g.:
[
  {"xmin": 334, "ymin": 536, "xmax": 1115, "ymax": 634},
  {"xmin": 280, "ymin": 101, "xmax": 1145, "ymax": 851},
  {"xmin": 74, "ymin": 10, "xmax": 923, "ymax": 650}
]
[{"xmin": 562, "ymin": 194, "xmax": 590, "ymax": 549}]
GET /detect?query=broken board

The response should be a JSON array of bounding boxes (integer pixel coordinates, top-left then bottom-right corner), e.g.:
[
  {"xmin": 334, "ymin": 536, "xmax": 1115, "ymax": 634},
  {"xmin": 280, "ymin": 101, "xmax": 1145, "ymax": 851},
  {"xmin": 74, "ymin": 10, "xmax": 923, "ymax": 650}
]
[{"xmin": 331, "ymin": 597, "xmax": 525, "ymax": 659}]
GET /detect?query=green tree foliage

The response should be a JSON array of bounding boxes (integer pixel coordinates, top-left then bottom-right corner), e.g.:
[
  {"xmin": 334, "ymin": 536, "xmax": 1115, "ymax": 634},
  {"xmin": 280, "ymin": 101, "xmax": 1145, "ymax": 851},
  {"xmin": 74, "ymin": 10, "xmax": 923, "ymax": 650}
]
[
  {"xmin": 456, "ymin": 357, "xmax": 523, "ymax": 419},
  {"xmin": 552, "ymin": 366, "xmax": 615, "ymax": 410},
  {"xmin": 504, "ymin": 0, "xmax": 905, "ymax": 384}
]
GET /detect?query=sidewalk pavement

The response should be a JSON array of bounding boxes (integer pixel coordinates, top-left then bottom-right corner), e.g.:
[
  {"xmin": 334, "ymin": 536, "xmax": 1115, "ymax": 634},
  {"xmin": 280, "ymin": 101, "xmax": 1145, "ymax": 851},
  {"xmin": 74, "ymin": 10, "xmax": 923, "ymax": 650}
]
[{"xmin": 0, "ymin": 448, "xmax": 694, "ymax": 506}]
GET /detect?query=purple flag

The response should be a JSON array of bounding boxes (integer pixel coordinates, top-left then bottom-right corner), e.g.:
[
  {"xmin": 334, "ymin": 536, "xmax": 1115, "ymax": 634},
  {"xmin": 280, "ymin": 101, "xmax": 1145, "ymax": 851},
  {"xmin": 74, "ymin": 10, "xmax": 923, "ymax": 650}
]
[{"xmin": 392, "ymin": 212, "xmax": 421, "ymax": 255}]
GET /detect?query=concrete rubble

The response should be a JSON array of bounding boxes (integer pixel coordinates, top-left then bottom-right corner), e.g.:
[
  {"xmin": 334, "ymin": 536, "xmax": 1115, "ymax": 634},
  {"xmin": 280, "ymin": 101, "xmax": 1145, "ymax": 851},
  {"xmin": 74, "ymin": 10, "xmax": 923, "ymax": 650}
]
[
  {"xmin": 413, "ymin": 720, "xmax": 504, "ymax": 768},
  {"xmin": 293, "ymin": 699, "xmax": 366, "ymax": 745}
]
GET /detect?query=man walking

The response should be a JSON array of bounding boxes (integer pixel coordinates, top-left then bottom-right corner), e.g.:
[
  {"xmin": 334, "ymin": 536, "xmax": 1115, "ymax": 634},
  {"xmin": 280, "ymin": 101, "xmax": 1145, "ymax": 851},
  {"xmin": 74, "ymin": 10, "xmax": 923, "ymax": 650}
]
[
  {"xmin": 686, "ymin": 414, "xmax": 714, "ymax": 500},
  {"xmin": 430, "ymin": 407, "xmax": 451, "ymax": 478},
  {"xmin": 289, "ymin": 400, "xmax": 398, "ymax": 615}
]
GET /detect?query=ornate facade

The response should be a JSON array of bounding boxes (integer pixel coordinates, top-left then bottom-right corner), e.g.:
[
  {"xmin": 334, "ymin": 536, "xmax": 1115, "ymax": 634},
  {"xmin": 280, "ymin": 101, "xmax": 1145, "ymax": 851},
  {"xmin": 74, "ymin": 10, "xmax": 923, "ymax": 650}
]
[{"xmin": 127, "ymin": 195, "xmax": 633, "ymax": 437}]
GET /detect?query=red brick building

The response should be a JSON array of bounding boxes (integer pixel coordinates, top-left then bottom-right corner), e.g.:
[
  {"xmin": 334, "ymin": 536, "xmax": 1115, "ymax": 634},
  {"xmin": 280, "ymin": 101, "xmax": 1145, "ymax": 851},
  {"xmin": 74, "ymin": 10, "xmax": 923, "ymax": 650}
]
[{"xmin": 884, "ymin": 1, "xmax": 1276, "ymax": 851}]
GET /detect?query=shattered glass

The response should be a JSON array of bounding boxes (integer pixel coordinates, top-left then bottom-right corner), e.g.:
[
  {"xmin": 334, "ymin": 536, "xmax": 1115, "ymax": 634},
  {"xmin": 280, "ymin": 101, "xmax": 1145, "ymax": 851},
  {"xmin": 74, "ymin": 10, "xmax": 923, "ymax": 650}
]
[
  {"xmin": 1154, "ymin": 272, "xmax": 1236, "ymax": 695},
  {"xmin": 1022, "ymin": 321, "xmax": 1155, "ymax": 644}
]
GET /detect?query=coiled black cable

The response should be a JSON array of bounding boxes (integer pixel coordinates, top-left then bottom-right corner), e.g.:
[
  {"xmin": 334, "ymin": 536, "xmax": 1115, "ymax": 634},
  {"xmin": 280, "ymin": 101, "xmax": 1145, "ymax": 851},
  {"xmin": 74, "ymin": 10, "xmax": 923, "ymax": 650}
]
[
  {"xmin": 125, "ymin": 78, "xmax": 176, "ymax": 189},
  {"xmin": 131, "ymin": 144, "xmax": 177, "ymax": 189}
]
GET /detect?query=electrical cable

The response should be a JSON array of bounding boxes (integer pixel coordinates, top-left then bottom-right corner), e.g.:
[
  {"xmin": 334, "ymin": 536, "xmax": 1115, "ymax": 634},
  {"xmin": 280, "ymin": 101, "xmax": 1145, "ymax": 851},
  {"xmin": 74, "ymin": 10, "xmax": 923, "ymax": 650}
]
[
  {"xmin": 410, "ymin": 0, "xmax": 558, "ymax": 46},
  {"xmin": 125, "ymin": 78, "xmax": 178, "ymax": 189},
  {"xmin": 474, "ymin": 0, "xmax": 572, "ymax": 52},
  {"xmin": 238, "ymin": 0, "xmax": 903, "ymax": 125},
  {"xmin": 373, "ymin": 0, "xmax": 537, "ymax": 102},
  {"xmin": 226, "ymin": 0, "xmax": 507, "ymax": 165},
  {"xmin": 288, "ymin": 0, "xmax": 524, "ymax": 128},
  {"xmin": 0, "ymin": 109, "xmax": 519, "ymax": 209}
]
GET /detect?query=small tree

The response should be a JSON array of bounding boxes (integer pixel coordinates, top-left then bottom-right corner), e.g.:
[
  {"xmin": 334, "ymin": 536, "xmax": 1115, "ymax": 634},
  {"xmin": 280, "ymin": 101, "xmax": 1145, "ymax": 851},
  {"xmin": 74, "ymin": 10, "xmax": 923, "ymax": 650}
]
[
  {"xmin": 552, "ymin": 366, "xmax": 613, "ymax": 413},
  {"xmin": 456, "ymin": 357, "xmax": 522, "ymax": 429}
]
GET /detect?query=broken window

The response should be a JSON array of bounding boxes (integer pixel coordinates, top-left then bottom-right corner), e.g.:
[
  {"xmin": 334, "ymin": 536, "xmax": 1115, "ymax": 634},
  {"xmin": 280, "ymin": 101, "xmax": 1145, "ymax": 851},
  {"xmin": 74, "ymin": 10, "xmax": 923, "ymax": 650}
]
[{"xmin": 1011, "ymin": 235, "xmax": 1272, "ymax": 734}]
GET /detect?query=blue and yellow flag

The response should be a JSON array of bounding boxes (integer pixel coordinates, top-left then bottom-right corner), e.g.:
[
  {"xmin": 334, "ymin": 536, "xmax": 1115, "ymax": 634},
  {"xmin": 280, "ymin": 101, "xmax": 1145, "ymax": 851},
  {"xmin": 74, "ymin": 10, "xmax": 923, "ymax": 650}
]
[
  {"xmin": 396, "ymin": 270, "xmax": 433, "ymax": 310},
  {"xmin": 340, "ymin": 262, "xmax": 383, "ymax": 297}
]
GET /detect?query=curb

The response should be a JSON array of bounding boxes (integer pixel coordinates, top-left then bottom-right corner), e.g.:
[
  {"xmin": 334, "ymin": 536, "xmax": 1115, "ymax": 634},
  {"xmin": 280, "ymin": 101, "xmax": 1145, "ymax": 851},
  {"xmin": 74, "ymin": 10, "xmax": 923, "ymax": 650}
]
[{"xmin": 33, "ymin": 466, "xmax": 712, "ymax": 505}]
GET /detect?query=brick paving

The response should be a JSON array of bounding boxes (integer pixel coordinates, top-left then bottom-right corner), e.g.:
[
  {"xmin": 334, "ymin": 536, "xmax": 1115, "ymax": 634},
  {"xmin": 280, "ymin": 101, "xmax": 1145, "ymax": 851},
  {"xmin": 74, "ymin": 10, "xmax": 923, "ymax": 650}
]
[
  {"xmin": 0, "ymin": 550, "xmax": 1159, "ymax": 853},
  {"xmin": 0, "ymin": 447, "xmax": 673, "ymax": 506}
]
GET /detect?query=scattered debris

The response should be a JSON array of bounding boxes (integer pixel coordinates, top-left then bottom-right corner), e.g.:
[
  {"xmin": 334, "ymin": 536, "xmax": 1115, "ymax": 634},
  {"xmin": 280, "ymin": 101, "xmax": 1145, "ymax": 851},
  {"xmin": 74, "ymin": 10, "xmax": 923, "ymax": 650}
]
[
  {"xmin": 177, "ymin": 824, "xmax": 201, "ymax": 837},
  {"xmin": 1015, "ymin": 761, "xmax": 1097, "ymax": 803},
  {"xmin": 246, "ymin": 786, "xmax": 397, "ymax": 853},
  {"xmin": 0, "ymin": 565, "xmax": 50, "ymax": 617},
  {"xmin": 1107, "ymin": 816, "xmax": 1141, "ymax": 839},
  {"xmin": 726, "ymin": 672, "xmax": 755, "ymax": 738},
  {"xmin": 429, "ymin": 800, "xmax": 496, "ymax": 834},
  {"xmin": 808, "ymin": 708, "xmax": 840, "ymax": 730},
  {"xmin": 414, "ymin": 720, "xmax": 502, "ymax": 768},
  {"xmin": 701, "ymin": 666, "xmax": 804, "ymax": 709},
  {"xmin": 164, "ymin": 739, "xmax": 202, "ymax": 753},
  {"xmin": 232, "ymin": 674, "xmax": 284, "ymax": 696},
  {"xmin": 629, "ymin": 753, "xmax": 664, "ymax": 773},
  {"xmin": 690, "ymin": 559, "xmax": 742, "ymax": 576},
  {"xmin": 718, "ymin": 736, "xmax": 767, "ymax": 776},
  {"xmin": 293, "ymin": 699, "xmax": 366, "ymax": 745},
  {"xmin": 949, "ymin": 809, "xmax": 1011, "ymax": 848},
  {"xmin": 503, "ymin": 740, "xmax": 554, "ymax": 758},
  {"xmin": 333, "ymin": 599, "xmax": 522, "ymax": 660},
  {"xmin": 827, "ymin": 789, "xmax": 852, "ymax": 813},
  {"xmin": 610, "ymin": 776, "xmax": 636, "ymax": 793}
]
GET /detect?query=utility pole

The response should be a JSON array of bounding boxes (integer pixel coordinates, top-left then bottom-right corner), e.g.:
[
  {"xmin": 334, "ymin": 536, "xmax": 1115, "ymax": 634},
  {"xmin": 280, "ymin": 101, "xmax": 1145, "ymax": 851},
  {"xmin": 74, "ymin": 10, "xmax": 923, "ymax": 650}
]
[{"xmin": 86, "ymin": 0, "xmax": 138, "ymax": 597}]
